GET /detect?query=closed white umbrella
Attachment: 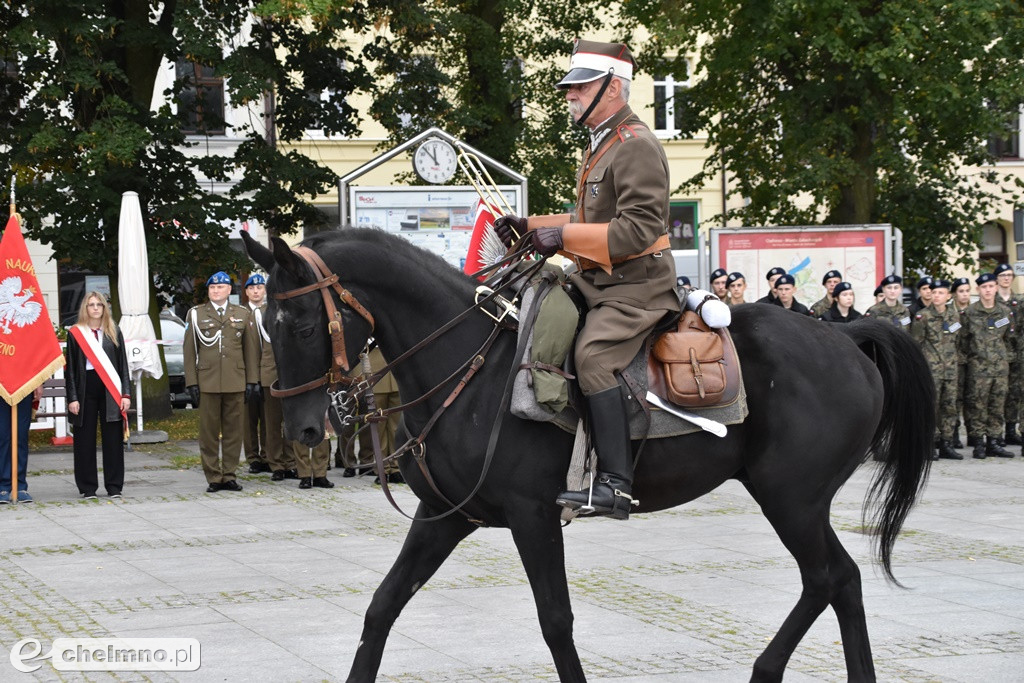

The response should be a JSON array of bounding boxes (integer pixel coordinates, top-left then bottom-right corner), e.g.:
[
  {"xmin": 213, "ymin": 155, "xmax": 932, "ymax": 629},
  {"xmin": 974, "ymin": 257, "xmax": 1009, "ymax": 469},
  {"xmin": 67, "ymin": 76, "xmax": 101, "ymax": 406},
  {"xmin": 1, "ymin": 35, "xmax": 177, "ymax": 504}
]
[{"xmin": 117, "ymin": 191, "xmax": 162, "ymax": 432}]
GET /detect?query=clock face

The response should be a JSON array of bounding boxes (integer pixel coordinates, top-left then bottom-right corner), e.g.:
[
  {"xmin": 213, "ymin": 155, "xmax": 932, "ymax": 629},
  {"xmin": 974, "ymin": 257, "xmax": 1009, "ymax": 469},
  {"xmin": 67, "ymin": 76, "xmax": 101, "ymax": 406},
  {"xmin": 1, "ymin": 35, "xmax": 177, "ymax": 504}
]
[{"xmin": 413, "ymin": 139, "xmax": 458, "ymax": 184}]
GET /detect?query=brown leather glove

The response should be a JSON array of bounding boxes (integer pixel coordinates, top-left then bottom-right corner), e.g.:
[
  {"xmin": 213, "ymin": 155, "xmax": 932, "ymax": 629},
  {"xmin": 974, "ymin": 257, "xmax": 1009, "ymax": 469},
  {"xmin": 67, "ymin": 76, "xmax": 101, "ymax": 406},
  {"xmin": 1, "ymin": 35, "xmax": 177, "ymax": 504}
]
[
  {"xmin": 530, "ymin": 227, "xmax": 564, "ymax": 257},
  {"xmin": 493, "ymin": 215, "xmax": 528, "ymax": 247}
]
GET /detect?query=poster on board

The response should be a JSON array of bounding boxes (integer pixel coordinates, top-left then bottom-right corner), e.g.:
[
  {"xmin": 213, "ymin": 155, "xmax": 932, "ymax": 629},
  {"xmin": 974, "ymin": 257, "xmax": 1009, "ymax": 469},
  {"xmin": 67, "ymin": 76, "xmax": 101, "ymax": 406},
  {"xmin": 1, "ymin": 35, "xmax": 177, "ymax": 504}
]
[{"xmin": 710, "ymin": 225, "xmax": 893, "ymax": 308}]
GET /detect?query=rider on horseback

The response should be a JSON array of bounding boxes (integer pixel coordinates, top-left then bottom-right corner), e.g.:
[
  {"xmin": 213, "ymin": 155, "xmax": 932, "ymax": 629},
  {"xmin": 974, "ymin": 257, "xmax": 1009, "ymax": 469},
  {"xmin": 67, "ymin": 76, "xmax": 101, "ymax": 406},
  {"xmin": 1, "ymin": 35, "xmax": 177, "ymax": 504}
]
[{"xmin": 495, "ymin": 39, "xmax": 679, "ymax": 520}]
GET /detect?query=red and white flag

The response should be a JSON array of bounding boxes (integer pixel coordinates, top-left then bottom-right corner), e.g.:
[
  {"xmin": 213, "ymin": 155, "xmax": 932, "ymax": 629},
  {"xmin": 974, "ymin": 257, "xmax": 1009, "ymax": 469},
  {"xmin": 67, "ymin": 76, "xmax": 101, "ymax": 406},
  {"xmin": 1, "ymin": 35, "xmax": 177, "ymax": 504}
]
[
  {"xmin": 0, "ymin": 214, "xmax": 65, "ymax": 406},
  {"xmin": 463, "ymin": 199, "xmax": 505, "ymax": 280}
]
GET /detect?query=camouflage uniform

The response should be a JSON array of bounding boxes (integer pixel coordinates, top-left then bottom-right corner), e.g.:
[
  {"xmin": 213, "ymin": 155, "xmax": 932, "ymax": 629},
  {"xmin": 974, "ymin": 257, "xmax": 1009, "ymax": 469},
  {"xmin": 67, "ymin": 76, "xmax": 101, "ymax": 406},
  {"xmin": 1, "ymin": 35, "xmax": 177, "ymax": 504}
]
[
  {"xmin": 863, "ymin": 300, "xmax": 912, "ymax": 331},
  {"xmin": 960, "ymin": 301, "xmax": 1014, "ymax": 439},
  {"xmin": 810, "ymin": 295, "xmax": 832, "ymax": 319},
  {"xmin": 997, "ymin": 293, "xmax": 1022, "ymax": 432},
  {"xmin": 954, "ymin": 303, "xmax": 970, "ymax": 439},
  {"xmin": 911, "ymin": 305, "xmax": 961, "ymax": 440}
]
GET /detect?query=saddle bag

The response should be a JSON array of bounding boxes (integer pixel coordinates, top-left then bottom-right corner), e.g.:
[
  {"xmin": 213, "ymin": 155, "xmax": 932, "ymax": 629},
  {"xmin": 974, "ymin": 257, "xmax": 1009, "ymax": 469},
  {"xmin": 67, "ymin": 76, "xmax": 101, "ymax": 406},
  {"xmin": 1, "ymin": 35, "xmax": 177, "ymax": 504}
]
[{"xmin": 648, "ymin": 311, "xmax": 731, "ymax": 408}]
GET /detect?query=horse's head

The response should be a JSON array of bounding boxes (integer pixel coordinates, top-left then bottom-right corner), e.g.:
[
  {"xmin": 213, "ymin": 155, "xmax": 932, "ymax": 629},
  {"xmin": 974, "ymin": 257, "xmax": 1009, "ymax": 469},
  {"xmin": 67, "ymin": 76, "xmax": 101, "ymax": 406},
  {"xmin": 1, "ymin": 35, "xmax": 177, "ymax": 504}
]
[{"xmin": 241, "ymin": 231, "xmax": 373, "ymax": 446}]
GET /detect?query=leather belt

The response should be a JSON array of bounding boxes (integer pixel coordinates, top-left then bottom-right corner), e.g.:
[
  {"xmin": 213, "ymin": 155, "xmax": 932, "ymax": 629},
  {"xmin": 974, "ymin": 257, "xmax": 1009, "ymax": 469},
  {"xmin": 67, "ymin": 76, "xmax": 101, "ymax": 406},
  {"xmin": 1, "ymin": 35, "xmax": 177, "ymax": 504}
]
[{"xmin": 573, "ymin": 234, "xmax": 672, "ymax": 272}]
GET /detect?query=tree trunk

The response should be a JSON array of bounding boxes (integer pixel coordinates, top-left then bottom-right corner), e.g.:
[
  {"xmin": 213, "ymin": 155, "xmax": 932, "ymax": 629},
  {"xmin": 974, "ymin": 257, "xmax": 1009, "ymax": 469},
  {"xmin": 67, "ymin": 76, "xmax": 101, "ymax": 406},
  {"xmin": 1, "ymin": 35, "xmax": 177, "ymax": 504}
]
[{"xmin": 828, "ymin": 119, "xmax": 876, "ymax": 224}]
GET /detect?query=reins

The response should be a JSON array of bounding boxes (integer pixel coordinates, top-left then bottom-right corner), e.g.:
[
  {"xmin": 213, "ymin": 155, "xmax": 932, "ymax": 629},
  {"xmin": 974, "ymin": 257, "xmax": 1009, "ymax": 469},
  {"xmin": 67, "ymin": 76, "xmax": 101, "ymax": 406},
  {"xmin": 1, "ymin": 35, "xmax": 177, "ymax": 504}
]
[{"xmin": 270, "ymin": 237, "xmax": 546, "ymax": 525}]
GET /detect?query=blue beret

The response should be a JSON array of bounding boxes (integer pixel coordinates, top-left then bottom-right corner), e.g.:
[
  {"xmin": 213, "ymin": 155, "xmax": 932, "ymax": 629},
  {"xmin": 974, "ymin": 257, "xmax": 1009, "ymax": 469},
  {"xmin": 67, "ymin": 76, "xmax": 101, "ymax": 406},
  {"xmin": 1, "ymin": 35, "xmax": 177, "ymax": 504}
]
[
  {"xmin": 976, "ymin": 272, "xmax": 997, "ymax": 286},
  {"xmin": 931, "ymin": 279, "xmax": 950, "ymax": 290},
  {"xmin": 952, "ymin": 277, "xmax": 971, "ymax": 291},
  {"xmin": 245, "ymin": 273, "xmax": 267, "ymax": 287},
  {"xmin": 766, "ymin": 266, "xmax": 787, "ymax": 280},
  {"xmin": 822, "ymin": 270, "xmax": 842, "ymax": 285},
  {"xmin": 916, "ymin": 276, "xmax": 933, "ymax": 289},
  {"xmin": 994, "ymin": 263, "xmax": 1013, "ymax": 276},
  {"xmin": 832, "ymin": 282, "xmax": 853, "ymax": 297},
  {"xmin": 726, "ymin": 272, "xmax": 745, "ymax": 285},
  {"xmin": 676, "ymin": 275, "xmax": 691, "ymax": 287},
  {"xmin": 881, "ymin": 274, "xmax": 902, "ymax": 286},
  {"xmin": 873, "ymin": 285, "xmax": 884, "ymax": 296},
  {"xmin": 775, "ymin": 274, "xmax": 796, "ymax": 287},
  {"xmin": 206, "ymin": 271, "xmax": 232, "ymax": 286},
  {"xmin": 710, "ymin": 268, "xmax": 728, "ymax": 281}
]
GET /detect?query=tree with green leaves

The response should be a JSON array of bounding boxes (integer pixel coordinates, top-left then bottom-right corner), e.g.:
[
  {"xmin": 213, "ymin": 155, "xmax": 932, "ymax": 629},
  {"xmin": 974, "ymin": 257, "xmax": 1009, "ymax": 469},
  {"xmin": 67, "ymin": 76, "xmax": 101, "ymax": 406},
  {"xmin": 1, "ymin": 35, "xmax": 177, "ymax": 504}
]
[
  {"xmin": 636, "ymin": 0, "xmax": 1024, "ymax": 274},
  {"xmin": 0, "ymin": 0, "xmax": 373, "ymax": 417}
]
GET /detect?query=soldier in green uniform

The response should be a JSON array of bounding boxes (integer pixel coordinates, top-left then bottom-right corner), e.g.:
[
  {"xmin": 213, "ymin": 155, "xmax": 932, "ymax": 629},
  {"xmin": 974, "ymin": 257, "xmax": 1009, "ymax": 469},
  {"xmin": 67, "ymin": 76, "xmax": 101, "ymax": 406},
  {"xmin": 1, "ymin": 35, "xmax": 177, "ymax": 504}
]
[
  {"xmin": 726, "ymin": 272, "xmax": 746, "ymax": 306},
  {"xmin": 709, "ymin": 268, "xmax": 729, "ymax": 304},
  {"xmin": 910, "ymin": 279, "xmax": 962, "ymax": 459},
  {"xmin": 242, "ymin": 273, "xmax": 271, "ymax": 474},
  {"xmin": 335, "ymin": 347, "xmax": 403, "ymax": 483},
  {"xmin": 290, "ymin": 436, "xmax": 334, "ymax": 489},
  {"xmin": 810, "ymin": 269, "xmax": 842, "ymax": 318},
  {"xmin": 756, "ymin": 267, "xmax": 786, "ymax": 305},
  {"xmin": 184, "ymin": 271, "xmax": 261, "ymax": 492},
  {"xmin": 960, "ymin": 273, "xmax": 1015, "ymax": 459},
  {"xmin": 951, "ymin": 277, "xmax": 972, "ymax": 448},
  {"xmin": 494, "ymin": 39, "xmax": 679, "ymax": 520},
  {"xmin": 908, "ymin": 276, "xmax": 934, "ymax": 315},
  {"xmin": 994, "ymin": 263, "xmax": 1023, "ymax": 445},
  {"xmin": 864, "ymin": 274, "xmax": 911, "ymax": 331}
]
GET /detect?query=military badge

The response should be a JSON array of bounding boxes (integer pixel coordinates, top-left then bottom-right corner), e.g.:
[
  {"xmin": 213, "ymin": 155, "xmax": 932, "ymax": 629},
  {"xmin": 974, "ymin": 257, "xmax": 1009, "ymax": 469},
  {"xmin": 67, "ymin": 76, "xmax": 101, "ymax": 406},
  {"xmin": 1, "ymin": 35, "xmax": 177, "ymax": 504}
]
[{"xmin": 591, "ymin": 184, "xmax": 599, "ymax": 198}]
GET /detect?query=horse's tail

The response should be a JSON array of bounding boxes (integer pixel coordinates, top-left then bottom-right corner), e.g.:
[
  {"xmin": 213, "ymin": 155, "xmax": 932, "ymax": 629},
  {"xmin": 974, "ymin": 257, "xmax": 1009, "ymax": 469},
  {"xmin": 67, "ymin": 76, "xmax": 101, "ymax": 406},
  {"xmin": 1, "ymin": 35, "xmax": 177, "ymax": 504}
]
[{"xmin": 838, "ymin": 318, "xmax": 934, "ymax": 584}]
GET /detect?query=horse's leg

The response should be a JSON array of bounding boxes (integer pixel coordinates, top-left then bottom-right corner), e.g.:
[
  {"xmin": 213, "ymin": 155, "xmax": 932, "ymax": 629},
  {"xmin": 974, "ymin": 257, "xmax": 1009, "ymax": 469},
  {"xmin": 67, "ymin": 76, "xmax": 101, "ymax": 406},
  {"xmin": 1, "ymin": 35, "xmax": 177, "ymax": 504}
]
[
  {"xmin": 825, "ymin": 526, "xmax": 876, "ymax": 681},
  {"xmin": 746, "ymin": 498, "xmax": 858, "ymax": 683},
  {"xmin": 347, "ymin": 505, "xmax": 477, "ymax": 683},
  {"xmin": 508, "ymin": 505, "xmax": 586, "ymax": 683}
]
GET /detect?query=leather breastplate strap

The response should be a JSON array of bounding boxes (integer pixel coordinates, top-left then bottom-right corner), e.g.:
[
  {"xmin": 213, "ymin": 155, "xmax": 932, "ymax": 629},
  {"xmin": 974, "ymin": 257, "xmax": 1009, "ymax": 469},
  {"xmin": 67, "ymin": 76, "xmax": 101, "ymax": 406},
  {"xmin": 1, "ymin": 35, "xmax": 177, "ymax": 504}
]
[
  {"xmin": 271, "ymin": 246, "xmax": 375, "ymax": 396},
  {"xmin": 573, "ymin": 234, "xmax": 671, "ymax": 272}
]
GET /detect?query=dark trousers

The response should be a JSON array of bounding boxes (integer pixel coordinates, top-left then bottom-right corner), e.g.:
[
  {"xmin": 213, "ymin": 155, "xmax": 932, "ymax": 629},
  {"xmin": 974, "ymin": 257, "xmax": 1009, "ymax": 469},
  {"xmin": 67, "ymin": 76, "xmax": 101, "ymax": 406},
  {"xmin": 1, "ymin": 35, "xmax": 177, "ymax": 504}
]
[
  {"xmin": 0, "ymin": 394, "xmax": 33, "ymax": 492},
  {"xmin": 73, "ymin": 370, "xmax": 125, "ymax": 495}
]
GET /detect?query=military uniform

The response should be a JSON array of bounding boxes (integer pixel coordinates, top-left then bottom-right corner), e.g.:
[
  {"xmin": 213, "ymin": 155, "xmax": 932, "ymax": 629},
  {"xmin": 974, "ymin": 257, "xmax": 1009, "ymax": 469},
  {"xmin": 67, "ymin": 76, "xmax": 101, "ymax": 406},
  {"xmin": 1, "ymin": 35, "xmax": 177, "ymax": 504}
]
[
  {"xmin": 960, "ymin": 300, "xmax": 1013, "ymax": 447},
  {"xmin": 954, "ymin": 302, "xmax": 971, "ymax": 444},
  {"xmin": 184, "ymin": 300, "xmax": 259, "ymax": 486},
  {"xmin": 247, "ymin": 302, "xmax": 295, "ymax": 476},
  {"xmin": 863, "ymin": 300, "xmax": 912, "ymax": 331},
  {"xmin": 810, "ymin": 296, "xmax": 831, "ymax": 318},
  {"xmin": 563, "ymin": 104, "xmax": 679, "ymax": 394},
  {"xmin": 243, "ymin": 301, "xmax": 268, "ymax": 470},
  {"xmin": 289, "ymin": 437, "xmax": 333, "ymax": 487},
  {"xmin": 911, "ymin": 304, "xmax": 962, "ymax": 445},
  {"xmin": 337, "ymin": 347, "xmax": 401, "ymax": 477},
  {"xmin": 996, "ymin": 291, "xmax": 1023, "ymax": 439}
]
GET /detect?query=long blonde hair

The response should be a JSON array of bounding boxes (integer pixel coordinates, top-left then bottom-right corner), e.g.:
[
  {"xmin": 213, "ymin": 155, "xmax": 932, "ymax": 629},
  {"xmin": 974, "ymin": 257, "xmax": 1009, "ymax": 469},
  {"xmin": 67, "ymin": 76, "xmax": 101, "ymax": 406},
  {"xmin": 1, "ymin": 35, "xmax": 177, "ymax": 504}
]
[{"xmin": 75, "ymin": 291, "xmax": 119, "ymax": 346}]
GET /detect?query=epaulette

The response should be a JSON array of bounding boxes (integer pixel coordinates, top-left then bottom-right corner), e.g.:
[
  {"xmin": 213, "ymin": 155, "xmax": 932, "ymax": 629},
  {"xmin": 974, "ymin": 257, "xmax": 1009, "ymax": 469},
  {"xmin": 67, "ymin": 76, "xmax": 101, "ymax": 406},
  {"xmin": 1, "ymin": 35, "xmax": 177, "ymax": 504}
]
[{"xmin": 616, "ymin": 124, "xmax": 640, "ymax": 143}]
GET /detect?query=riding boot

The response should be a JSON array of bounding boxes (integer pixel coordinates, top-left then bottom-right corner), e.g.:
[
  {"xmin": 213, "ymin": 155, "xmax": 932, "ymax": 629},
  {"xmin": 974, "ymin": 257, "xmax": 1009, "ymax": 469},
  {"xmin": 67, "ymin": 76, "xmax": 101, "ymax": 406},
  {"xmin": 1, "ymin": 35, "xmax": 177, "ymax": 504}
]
[
  {"xmin": 1005, "ymin": 422, "xmax": 1022, "ymax": 446},
  {"xmin": 986, "ymin": 435, "xmax": 1015, "ymax": 458},
  {"xmin": 937, "ymin": 439, "xmax": 963, "ymax": 460},
  {"xmin": 556, "ymin": 387, "xmax": 636, "ymax": 520}
]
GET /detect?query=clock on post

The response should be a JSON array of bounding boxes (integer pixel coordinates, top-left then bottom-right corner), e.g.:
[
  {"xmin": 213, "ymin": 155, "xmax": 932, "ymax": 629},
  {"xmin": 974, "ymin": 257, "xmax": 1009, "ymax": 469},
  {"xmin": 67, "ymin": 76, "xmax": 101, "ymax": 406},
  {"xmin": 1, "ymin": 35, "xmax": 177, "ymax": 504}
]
[{"xmin": 413, "ymin": 138, "xmax": 458, "ymax": 184}]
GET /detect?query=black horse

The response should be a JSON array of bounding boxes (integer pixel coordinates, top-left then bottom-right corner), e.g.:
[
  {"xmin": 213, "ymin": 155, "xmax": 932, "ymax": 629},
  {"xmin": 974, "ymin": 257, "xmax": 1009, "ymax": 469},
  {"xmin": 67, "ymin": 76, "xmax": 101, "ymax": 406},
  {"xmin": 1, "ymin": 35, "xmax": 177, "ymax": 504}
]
[{"xmin": 241, "ymin": 228, "xmax": 934, "ymax": 682}]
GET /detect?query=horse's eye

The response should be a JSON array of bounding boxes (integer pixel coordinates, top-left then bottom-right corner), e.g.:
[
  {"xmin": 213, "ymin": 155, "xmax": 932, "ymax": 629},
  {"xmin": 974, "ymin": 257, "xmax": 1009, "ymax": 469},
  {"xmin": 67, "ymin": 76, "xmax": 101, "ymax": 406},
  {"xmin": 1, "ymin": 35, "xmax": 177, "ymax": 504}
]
[{"xmin": 297, "ymin": 326, "xmax": 316, "ymax": 339}]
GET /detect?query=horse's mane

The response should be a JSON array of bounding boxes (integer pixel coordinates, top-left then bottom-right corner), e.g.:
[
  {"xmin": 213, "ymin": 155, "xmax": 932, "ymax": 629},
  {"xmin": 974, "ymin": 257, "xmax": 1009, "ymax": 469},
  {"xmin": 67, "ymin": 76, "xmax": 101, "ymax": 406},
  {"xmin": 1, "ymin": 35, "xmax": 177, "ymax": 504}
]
[{"xmin": 298, "ymin": 228, "xmax": 478, "ymax": 298}]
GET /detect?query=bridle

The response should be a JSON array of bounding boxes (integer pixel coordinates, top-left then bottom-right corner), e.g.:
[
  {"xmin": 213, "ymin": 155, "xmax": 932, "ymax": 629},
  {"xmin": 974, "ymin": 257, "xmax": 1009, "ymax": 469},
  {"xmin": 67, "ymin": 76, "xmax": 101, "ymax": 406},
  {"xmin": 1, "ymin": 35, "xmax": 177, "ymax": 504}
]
[
  {"xmin": 266, "ymin": 239, "xmax": 544, "ymax": 526},
  {"xmin": 270, "ymin": 246, "xmax": 375, "ymax": 397}
]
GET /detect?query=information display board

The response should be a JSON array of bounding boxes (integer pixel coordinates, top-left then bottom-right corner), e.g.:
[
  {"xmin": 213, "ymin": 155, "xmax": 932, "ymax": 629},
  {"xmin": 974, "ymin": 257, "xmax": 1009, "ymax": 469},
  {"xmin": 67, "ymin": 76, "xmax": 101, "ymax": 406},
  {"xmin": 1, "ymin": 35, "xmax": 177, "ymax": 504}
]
[
  {"xmin": 710, "ymin": 225, "xmax": 893, "ymax": 308},
  {"xmin": 350, "ymin": 186, "xmax": 521, "ymax": 271}
]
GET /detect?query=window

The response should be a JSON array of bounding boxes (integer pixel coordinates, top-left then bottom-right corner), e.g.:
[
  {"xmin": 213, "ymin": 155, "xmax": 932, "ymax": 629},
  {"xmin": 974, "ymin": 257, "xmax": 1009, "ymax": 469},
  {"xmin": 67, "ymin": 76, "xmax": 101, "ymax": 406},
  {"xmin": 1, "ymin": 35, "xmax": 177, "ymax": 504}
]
[
  {"xmin": 988, "ymin": 108, "xmax": 1021, "ymax": 160},
  {"xmin": 978, "ymin": 220, "xmax": 1008, "ymax": 270},
  {"xmin": 668, "ymin": 201, "xmax": 698, "ymax": 251},
  {"xmin": 176, "ymin": 61, "xmax": 225, "ymax": 135},
  {"xmin": 653, "ymin": 62, "xmax": 690, "ymax": 136}
]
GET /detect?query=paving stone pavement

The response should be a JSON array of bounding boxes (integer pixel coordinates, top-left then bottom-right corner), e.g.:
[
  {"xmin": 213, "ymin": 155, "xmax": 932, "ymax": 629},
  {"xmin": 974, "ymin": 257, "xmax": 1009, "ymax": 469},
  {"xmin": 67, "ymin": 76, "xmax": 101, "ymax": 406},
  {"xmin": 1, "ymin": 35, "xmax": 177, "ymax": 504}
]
[{"xmin": 0, "ymin": 439, "xmax": 1021, "ymax": 682}]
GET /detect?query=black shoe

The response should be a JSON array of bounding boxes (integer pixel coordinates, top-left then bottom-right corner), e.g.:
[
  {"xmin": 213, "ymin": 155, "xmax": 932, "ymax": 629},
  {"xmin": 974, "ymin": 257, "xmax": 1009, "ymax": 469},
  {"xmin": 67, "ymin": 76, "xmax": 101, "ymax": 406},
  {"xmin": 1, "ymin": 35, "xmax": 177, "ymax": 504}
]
[
  {"xmin": 248, "ymin": 461, "xmax": 271, "ymax": 474},
  {"xmin": 220, "ymin": 480, "xmax": 243, "ymax": 491},
  {"xmin": 555, "ymin": 387, "xmax": 636, "ymax": 520},
  {"xmin": 312, "ymin": 477, "xmax": 335, "ymax": 488},
  {"xmin": 342, "ymin": 467, "xmax": 356, "ymax": 478},
  {"xmin": 972, "ymin": 443, "xmax": 986, "ymax": 459},
  {"xmin": 967, "ymin": 434, "xmax": 981, "ymax": 448},
  {"xmin": 271, "ymin": 470, "xmax": 286, "ymax": 481},
  {"xmin": 206, "ymin": 483, "xmax": 222, "ymax": 492},
  {"xmin": 937, "ymin": 440, "xmax": 963, "ymax": 460},
  {"xmin": 108, "ymin": 490, "xmax": 123, "ymax": 498},
  {"xmin": 82, "ymin": 492, "xmax": 99, "ymax": 500},
  {"xmin": 1005, "ymin": 423, "xmax": 1022, "ymax": 446},
  {"xmin": 986, "ymin": 436, "xmax": 1014, "ymax": 458},
  {"xmin": 284, "ymin": 469, "xmax": 300, "ymax": 479},
  {"xmin": 952, "ymin": 432, "xmax": 964, "ymax": 449},
  {"xmin": 343, "ymin": 466, "xmax": 372, "ymax": 478},
  {"xmin": 298, "ymin": 477, "xmax": 312, "ymax": 489}
]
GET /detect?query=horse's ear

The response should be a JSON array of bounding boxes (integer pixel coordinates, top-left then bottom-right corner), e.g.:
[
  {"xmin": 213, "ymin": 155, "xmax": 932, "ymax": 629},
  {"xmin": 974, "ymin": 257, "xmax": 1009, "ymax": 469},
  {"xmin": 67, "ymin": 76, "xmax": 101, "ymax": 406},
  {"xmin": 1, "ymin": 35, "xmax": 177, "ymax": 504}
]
[
  {"xmin": 240, "ymin": 231, "xmax": 275, "ymax": 272},
  {"xmin": 271, "ymin": 236, "xmax": 309, "ymax": 281}
]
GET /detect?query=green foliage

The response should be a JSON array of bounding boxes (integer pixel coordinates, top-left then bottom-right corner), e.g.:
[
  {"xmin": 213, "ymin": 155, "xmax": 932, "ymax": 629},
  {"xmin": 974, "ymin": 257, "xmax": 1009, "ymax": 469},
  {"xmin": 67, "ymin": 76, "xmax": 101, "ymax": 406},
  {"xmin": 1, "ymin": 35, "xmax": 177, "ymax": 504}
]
[
  {"xmin": 633, "ymin": 0, "xmax": 1024, "ymax": 272},
  {"xmin": 0, "ymin": 0, "xmax": 371, "ymax": 307}
]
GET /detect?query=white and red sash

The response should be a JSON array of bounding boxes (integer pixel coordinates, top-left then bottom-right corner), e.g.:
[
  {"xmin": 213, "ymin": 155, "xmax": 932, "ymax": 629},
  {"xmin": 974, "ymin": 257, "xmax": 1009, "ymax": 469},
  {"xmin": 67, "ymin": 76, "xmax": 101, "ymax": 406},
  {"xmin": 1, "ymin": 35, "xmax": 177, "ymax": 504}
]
[{"xmin": 69, "ymin": 325, "xmax": 128, "ymax": 425}]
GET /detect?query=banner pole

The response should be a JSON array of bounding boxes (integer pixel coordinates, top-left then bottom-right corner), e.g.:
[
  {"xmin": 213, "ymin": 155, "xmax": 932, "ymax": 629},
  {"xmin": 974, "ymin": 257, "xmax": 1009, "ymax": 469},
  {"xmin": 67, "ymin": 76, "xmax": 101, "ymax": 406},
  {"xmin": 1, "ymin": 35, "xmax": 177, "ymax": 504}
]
[{"xmin": 10, "ymin": 402, "xmax": 18, "ymax": 505}]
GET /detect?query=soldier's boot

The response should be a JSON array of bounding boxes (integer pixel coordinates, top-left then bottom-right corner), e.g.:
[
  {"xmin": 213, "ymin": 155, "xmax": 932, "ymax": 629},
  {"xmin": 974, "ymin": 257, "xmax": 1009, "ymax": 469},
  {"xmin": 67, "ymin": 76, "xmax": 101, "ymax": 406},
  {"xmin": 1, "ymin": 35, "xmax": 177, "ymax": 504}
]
[
  {"xmin": 967, "ymin": 434, "xmax": 981, "ymax": 448},
  {"xmin": 556, "ymin": 388, "xmax": 636, "ymax": 520},
  {"xmin": 1005, "ymin": 423, "xmax": 1023, "ymax": 446},
  {"xmin": 972, "ymin": 439, "xmax": 987, "ymax": 459},
  {"xmin": 986, "ymin": 436, "xmax": 1014, "ymax": 458},
  {"xmin": 938, "ymin": 440, "xmax": 963, "ymax": 460},
  {"xmin": 952, "ymin": 423, "xmax": 964, "ymax": 449}
]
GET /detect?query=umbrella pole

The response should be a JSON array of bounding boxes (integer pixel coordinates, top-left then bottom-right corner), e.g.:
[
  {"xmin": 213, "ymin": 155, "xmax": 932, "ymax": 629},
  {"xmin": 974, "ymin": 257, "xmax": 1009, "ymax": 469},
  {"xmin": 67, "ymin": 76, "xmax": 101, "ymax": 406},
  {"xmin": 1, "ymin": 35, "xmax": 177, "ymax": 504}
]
[{"xmin": 135, "ymin": 376, "xmax": 143, "ymax": 431}]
